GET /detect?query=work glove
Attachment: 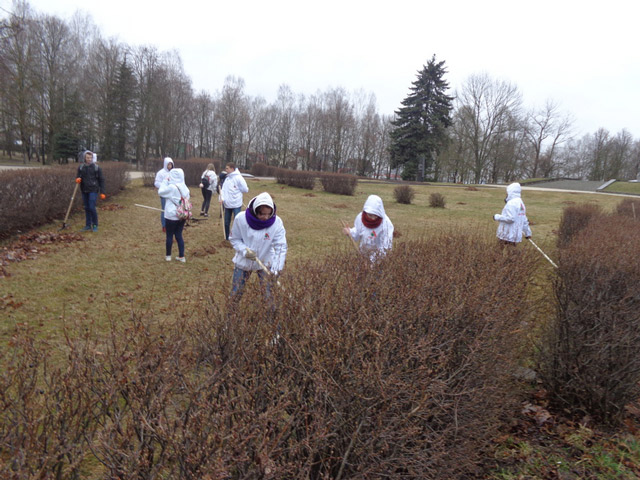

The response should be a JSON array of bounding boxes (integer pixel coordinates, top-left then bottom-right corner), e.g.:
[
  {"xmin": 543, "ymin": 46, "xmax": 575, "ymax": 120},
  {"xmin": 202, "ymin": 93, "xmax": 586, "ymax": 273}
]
[
  {"xmin": 100, "ymin": 193, "xmax": 106, "ymax": 200},
  {"xmin": 75, "ymin": 177, "xmax": 81, "ymax": 184},
  {"xmin": 493, "ymin": 214, "xmax": 500, "ymax": 221},
  {"xmin": 525, "ymin": 236, "xmax": 531, "ymax": 239},
  {"xmin": 245, "ymin": 248, "xmax": 257, "ymax": 260}
]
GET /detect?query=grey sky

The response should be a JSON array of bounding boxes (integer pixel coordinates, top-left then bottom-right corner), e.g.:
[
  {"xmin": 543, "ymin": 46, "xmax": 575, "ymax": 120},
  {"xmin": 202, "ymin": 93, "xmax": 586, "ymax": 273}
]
[{"xmin": 17, "ymin": 0, "xmax": 640, "ymax": 138}]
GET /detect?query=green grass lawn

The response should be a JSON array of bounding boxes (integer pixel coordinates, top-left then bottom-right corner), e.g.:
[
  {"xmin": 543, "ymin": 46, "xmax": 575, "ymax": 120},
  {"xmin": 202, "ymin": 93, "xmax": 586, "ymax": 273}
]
[{"xmin": 603, "ymin": 180, "xmax": 640, "ymax": 195}]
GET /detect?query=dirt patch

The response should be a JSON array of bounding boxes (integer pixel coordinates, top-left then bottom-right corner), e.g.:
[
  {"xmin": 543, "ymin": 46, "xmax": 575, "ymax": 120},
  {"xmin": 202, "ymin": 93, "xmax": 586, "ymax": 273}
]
[
  {"xmin": 332, "ymin": 203, "xmax": 349, "ymax": 209},
  {"xmin": 465, "ymin": 186, "xmax": 479, "ymax": 191},
  {"xmin": 99, "ymin": 203, "xmax": 126, "ymax": 211},
  {"xmin": 303, "ymin": 193, "xmax": 316, "ymax": 197},
  {"xmin": 191, "ymin": 245, "xmax": 218, "ymax": 257},
  {"xmin": 1, "ymin": 231, "xmax": 85, "ymax": 278}
]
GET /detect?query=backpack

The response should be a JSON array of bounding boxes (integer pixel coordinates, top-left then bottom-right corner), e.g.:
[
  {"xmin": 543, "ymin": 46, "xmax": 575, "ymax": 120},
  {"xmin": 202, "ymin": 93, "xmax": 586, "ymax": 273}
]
[
  {"xmin": 176, "ymin": 196, "xmax": 193, "ymax": 220},
  {"xmin": 201, "ymin": 175, "xmax": 210, "ymax": 189}
]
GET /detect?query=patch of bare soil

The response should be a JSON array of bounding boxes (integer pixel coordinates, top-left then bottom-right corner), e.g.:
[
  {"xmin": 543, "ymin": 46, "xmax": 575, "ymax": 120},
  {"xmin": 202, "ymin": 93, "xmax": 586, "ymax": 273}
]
[{"xmin": 1, "ymin": 231, "xmax": 85, "ymax": 278}]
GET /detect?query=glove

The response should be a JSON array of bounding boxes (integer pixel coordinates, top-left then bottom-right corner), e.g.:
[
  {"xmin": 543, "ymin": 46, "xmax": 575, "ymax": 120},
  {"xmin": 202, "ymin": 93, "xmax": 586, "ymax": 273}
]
[
  {"xmin": 525, "ymin": 236, "xmax": 531, "ymax": 240},
  {"xmin": 493, "ymin": 214, "xmax": 500, "ymax": 221},
  {"xmin": 100, "ymin": 193, "xmax": 106, "ymax": 200},
  {"xmin": 245, "ymin": 248, "xmax": 257, "ymax": 260},
  {"xmin": 75, "ymin": 177, "xmax": 81, "ymax": 184}
]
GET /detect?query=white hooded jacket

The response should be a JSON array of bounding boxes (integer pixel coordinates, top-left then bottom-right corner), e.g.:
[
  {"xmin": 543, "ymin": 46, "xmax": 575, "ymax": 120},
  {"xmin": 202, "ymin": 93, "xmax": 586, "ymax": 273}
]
[
  {"xmin": 348, "ymin": 195, "xmax": 394, "ymax": 261},
  {"xmin": 158, "ymin": 168, "xmax": 190, "ymax": 221},
  {"xmin": 201, "ymin": 169, "xmax": 218, "ymax": 192},
  {"xmin": 154, "ymin": 157, "xmax": 174, "ymax": 189},
  {"xmin": 220, "ymin": 168, "xmax": 249, "ymax": 208},
  {"xmin": 230, "ymin": 192, "xmax": 287, "ymax": 273},
  {"xmin": 494, "ymin": 182, "xmax": 532, "ymax": 243}
]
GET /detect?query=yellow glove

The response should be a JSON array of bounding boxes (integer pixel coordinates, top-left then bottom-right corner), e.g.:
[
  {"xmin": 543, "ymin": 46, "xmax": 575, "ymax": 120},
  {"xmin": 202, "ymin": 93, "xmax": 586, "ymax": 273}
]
[{"xmin": 245, "ymin": 248, "xmax": 257, "ymax": 260}]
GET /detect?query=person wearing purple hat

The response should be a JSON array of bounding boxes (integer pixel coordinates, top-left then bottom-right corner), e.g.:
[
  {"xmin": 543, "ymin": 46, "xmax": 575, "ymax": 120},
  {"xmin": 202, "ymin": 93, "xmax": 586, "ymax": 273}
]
[{"xmin": 229, "ymin": 192, "xmax": 287, "ymax": 298}]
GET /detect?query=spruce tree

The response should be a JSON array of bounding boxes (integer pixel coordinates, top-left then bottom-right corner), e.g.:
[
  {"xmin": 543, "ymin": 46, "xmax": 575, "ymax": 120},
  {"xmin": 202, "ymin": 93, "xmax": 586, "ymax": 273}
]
[{"xmin": 390, "ymin": 55, "xmax": 453, "ymax": 181}]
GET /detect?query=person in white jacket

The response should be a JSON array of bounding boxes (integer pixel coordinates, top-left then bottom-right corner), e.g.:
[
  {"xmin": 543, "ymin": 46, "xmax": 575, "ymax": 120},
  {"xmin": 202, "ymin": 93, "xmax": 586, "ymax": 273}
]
[
  {"xmin": 158, "ymin": 168, "xmax": 190, "ymax": 262},
  {"xmin": 343, "ymin": 195, "xmax": 394, "ymax": 262},
  {"xmin": 493, "ymin": 182, "xmax": 532, "ymax": 246},
  {"xmin": 219, "ymin": 162, "xmax": 249, "ymax": 240},
  {"xmin": 229, "ymin": 192, "xmax": 287, "ymax": 297},
  {"xmin": 154, "ymin": 157, "xmax": 174, "ymax": 232},
  {"xmin": 199, "ymin": 163, "xmax": 218, "ymax": 216}
]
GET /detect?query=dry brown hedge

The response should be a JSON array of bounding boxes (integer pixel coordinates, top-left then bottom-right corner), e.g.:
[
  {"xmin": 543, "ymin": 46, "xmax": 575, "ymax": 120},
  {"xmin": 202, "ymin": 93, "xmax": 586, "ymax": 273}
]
[
  {"xmin": 0, "ymin": 162, "xmax": 129, "ymax": 239},
  {"xmin": 556, "ymin": 203, "xmax": 603, "ymax": 248},
  {"xmin": 0, "ymin": 233, "xmax": 537, "ymax": 478},
  {"xmin": 318, "ymin": 172, "xmax": 358, "ymax": 196},
  {"xmin": 538, "ymin": 214, "xmax": 640, "ymax": 424},
  {"xmin": 274, "ymin": 168, "xmax": 317, "ymax": 190}
]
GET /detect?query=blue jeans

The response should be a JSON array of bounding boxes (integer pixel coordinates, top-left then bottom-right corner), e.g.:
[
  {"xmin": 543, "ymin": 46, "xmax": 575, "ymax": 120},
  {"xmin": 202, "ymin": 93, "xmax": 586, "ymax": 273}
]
[
  {"xmin": 160, "ymin": 197, "xmax": 167, "ymax": 228},
  {"xmin": 82, "ymin": 191, "xmax": 98, "ymax": 227},
  {"xmin": 224, "ymin": 206, "xmax": 241, "ymax": 240},
  {"xmin": 231, "ymin": 267, "xmax": 270, "ymax": 298},
  {"xmin": 165, "ymin": 218, "xmax": 185, "ymax": 257}
]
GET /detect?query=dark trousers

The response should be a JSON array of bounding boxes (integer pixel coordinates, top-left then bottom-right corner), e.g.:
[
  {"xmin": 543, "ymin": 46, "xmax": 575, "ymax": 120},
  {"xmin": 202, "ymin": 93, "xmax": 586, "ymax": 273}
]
[
  {"xmin": 201, "ymin": 188, "xmax": 212, "ymax": 214},
  {"xmin": 82, "ymin": 191, "xmax": 98, "ymax": 227},
  {"xmin": 165, "ymin": 218, "xmax": 186, "ymax": 257}
]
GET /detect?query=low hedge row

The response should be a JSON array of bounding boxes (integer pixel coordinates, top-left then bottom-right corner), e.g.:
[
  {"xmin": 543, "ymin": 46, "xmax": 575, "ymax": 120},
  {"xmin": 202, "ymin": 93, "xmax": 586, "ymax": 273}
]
[
  {"xmin": 0, "ymin": 162, "xmax": 130, "ymax": 238},
  {"xmin": 0, "ymin": 233, "xmax": 537, "ymax": 478},
  {"xmin": 271, "ymin": 167, "xmax": 358, "ymax": 196},
  {"xmin": 539, "ymin": 207, "xmax": 640, "ymax": 424}
]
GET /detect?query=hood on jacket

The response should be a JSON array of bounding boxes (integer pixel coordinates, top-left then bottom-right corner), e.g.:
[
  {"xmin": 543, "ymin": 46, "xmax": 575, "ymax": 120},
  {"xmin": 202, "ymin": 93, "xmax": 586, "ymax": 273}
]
[
  {"xmin": 506, "ymin": 182, "xmax": 522, "ymax": 202},
  {"xmin": 169, "ymin": 168, "xmax": 185, "ymax": 184},
  {"xmin": 362, "ymin": 195, "xmax": 386, "ymax": 219},
  {"xmin": 249, "ymin": 192, "xmax": 275, "ymax": 218},
  {"xmin": 163, "ymin": 157, "xmax": 174, "ymax": 170},
  {"xmin": 81, "ymin": 150, "xmax": 94, "ymax": 163}
]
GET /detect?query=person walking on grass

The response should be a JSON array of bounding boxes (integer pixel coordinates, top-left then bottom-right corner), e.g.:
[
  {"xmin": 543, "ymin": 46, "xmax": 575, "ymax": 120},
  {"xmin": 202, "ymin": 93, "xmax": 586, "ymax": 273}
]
[
  {"xmin": 154, "ymin": 157, "xmax": 174, "ymax": 232},
  {"xmin": 219, "ymin": 162, "xmax": 249, "ymax": 240},
  {"xmin": 158, "ymin": 168, "xmax": 190, "ymax": 263},
  {"xmin": 76, "ymin": 150, "xmax": 105, "ymax": 232},
  {"xmin": 493, "ymin": 182, "xmax": 532, "ymax": 246},
  {"xmin": 199, "ymin": 163, "xmax": 218, "ymax": 217},
  {"xmin": 229, "ymin": 192, "xmax": 287, "ymax": 298},
  {"xmin": 342, "ymin": 195, "xmax": 394, "ymax": 262}
]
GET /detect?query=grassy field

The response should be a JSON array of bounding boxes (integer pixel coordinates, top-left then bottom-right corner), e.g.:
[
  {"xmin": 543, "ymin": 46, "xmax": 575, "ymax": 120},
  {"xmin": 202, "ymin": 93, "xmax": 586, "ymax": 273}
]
[
  {"xmin": 1, "ymin": 178, "xmax": 624, "ymax": 338},
  {"xmin": 1, "ymin": 178, "xmax": 637, "ymax": 478},
  {"xmin": 604, "ymin": 180, "xmax": 640, "ymax": 195}
]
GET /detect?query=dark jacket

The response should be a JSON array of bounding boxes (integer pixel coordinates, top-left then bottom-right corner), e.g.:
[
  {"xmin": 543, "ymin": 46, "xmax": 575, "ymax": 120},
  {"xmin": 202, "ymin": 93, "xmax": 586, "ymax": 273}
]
[{"xmin": 77, "ymin": 162, "xmax": 105, "ymax": 194}]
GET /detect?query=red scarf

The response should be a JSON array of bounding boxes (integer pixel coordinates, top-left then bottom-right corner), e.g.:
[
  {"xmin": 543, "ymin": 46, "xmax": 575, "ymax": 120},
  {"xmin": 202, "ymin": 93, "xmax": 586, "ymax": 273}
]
[{"xmin": 361, "ymin": 212, "xmax": 382, "ymax": 229}]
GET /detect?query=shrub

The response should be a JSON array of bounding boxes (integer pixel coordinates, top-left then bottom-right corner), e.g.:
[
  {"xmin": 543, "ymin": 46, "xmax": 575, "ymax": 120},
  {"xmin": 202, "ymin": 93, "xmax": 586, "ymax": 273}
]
[
  {"xmin": 615, "ymin": 197, "xmax": 640, "ymax": 220},
  {"xmin": 0, "ymin": 162, "xmax": 129, "ymax": 238},
  {"xmin": 394, "ymin": 185, "xmax": 415, "ymax": 204},
  {"xmin": 273, "ymin": 168, "xmax": 316, "ymax": 190},
  {"xmin": 319, "ymin": 172, "xmax": 358, "ymax": 196},
  {"xmin": 556, "ymin": 203, "xmax": 603, "ymax": 248},
  {"xmin": 0, "ymin": 233, "xmax": 537, "ymax": 478},
  {"xmin": 429, "ymin": 192, "xmax": 446, "ymax": 208},
  {"xmin": 250, "ymin": 162, "xmax": 269, "ymax": 177},
  {"xmin": 538, "ymin": 215, "xmax": 640, "ymax": 424}
]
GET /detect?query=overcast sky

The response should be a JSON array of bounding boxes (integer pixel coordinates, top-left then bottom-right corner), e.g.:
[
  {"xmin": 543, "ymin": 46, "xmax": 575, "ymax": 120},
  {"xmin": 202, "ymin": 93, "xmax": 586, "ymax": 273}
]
[{"xmin": 12, "ymin": 0, "xmax": 640, "ymax": 139}]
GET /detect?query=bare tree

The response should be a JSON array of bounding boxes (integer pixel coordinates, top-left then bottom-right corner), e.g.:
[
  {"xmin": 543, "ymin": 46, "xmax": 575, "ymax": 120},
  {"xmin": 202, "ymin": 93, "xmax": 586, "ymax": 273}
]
[
  {"xmin": 525, "ymin": 100, "xmax": 573, "ymax": 178},
  {"xmin": 218, "ymin": 75, "xmax": 247, "ymax": 165},
  {"xmin": 454, "ymin": 73, "xmax": 523, "ymax": 183},
  {"xmin": 587, "ymin": 128, "xmax": 612, "ymax": 181},
  {"xmin": 0, "ymin": 2, "xmax": 38, "ymax": 162}
]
